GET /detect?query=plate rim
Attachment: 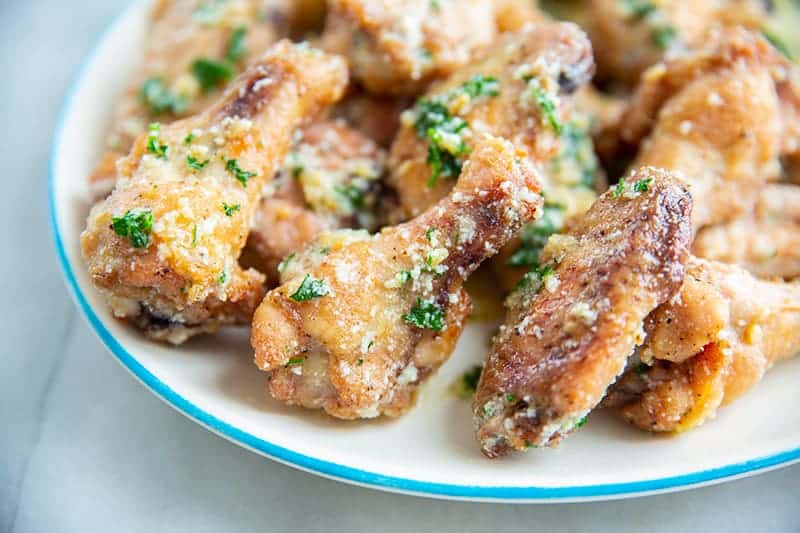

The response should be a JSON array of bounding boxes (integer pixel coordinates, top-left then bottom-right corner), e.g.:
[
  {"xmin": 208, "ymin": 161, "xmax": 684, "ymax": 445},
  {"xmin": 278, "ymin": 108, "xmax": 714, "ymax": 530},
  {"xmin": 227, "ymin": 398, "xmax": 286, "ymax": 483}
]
[{"xmin": 48, "ymin": 0, "xmax": 800, "ymax": 503}]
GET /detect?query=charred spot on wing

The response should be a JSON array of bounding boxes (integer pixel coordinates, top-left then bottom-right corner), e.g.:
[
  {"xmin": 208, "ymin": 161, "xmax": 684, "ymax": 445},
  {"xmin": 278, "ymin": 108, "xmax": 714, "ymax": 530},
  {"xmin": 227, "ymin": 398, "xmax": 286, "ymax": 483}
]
[{"xmin": 219, "ymin": 65, "xmax": 284, "ymax": 120}]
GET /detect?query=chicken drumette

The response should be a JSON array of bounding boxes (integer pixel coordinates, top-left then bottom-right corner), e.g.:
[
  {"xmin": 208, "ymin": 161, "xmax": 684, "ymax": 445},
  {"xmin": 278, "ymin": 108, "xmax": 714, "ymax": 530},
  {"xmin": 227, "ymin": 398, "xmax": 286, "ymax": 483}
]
[
  {"xmin": 251, "ymin": 135, "xmax": 543, "ymax": 419},
  {"xmin": 81, "ymin": 42, "xmax": 348, "ymax": 343}
]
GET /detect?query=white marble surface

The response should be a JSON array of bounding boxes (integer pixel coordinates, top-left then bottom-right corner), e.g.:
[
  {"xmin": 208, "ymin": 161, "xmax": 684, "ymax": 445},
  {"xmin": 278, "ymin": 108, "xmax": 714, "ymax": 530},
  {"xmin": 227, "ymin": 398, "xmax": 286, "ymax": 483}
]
[{"xmin": 3, "ymin": 1, "xmax": 800, "ymax": 531}]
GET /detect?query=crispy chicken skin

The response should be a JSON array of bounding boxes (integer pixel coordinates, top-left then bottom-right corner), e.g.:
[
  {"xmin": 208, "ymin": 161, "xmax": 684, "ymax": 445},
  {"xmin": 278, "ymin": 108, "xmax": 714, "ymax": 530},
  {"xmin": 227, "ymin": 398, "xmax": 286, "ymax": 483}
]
[
  {"xmin": 605, "ymin": 257, "xmax": 800, "ymax": 432},
  {"xmin": 322, "ymin": 0, "xmax": 498, "ymax": 96},
  {"xmin": 388, "ymin": 22, "xmax": 595, "ymax": 220},
  {"xmin": 89, "ymin": 0, "xmax": 290, "ymax": 200},
  {"xmin": 245, "ymin": 119, "xmax": 387, "ymax": 282},
  {"xmin": 474, "ymin": 168, "xmax": 693, "ymax": 457},
  {"xmin": 617, "ymin": 28, "xmax": 785, "ymax": 230},
  {"xmin": 693, "ymin": 184, "xmax": 800, "ymax": 279},
  {"xmin": 81, "ymin": 42, "xmax": 349, "ymax": 344},
  {"xmin": 251, "ymin": 136, "xmax": 543, "ymax": 419}
]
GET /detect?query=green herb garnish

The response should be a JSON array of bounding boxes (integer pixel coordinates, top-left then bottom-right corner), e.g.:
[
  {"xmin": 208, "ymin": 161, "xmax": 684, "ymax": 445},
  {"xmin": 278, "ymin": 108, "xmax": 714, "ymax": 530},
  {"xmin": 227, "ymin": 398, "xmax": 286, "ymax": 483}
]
[
  {"xmin": 111, "ymin": 209, "xmax": 154, "ymax": 249},
  {"xmin": 612, "ymin": 179, "xmax": 626, "ymax": 199},
  {"xmin": 192, "ymin": 58, "xmax": 234, "ymax": 91},
  {"xmin": 146, "ymin": 123, "xmax": 168, "ymax": 159},
  {"xmin": 224, "ymin": 158, "xmax": 257, "ymax": 187},
  {"xmin": 402, "ymin": 298, "xmax": 445, "ymax": 331},
  {"xmin": 651, "ymin": 25, "xmax": 677, "ymax": 49},
  {"xmin": 140, "ymin": 77, "xmax": 187, "ymax": 115},
  {"xmin": 219, "ymin": 271, "xmax": 227, "ymax": 284},
  {"xmin": 289, "ymin": 274, "xmax": 330, "ymax": 302},
  {"xmin": 620, "ymin": 0, "xmax": 656, "ymax": 19},
  {"xmin": 187, "ymin": 155, "xmax": 209, "ymax": 171},
  {"xmin": 508, "ymin": 203, "xmax": 564, "ymax": 268},
  {"xmin": 515, "ymin": 263, "xmax": 556, "ymax": 292},
  {"xmin": 285, "ymin": 356, "xmax": 306, "ymax": 367},
  {"xmin": 334, "ymin": 184, "xmax": 366, "ymax": 209},
  {"xmin": 633, "ymin": 177, "xmax": 653, "ymax": 193},
  {"xmin": 184, "ymin": 132, "xmax": 197, "ymax": 145},
  {"xmin": 530, "ymin": 82, "xmax": 563, "ymax": 134},
  {"xmin": 452, "ymin": 365, "xmax": 482, "ymax": 399},
  {"xmin": 461, "ymin": 74, "xmax": 500, "ymax": 98},
  {"xmin": 222, "ymin": 202, "xmax": 240, "ymax": 216},
  {"xmin": 226, "ymin": 26, "xmax": 248, "ymax": 63}
]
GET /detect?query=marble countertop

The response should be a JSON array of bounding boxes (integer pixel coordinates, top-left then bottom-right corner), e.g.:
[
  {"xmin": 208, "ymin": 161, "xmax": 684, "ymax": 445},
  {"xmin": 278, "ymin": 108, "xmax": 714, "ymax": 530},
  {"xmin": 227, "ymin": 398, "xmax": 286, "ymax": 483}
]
[{"xmin": 2, "ymin": 1, "xmax": 799, "ymax": 531}]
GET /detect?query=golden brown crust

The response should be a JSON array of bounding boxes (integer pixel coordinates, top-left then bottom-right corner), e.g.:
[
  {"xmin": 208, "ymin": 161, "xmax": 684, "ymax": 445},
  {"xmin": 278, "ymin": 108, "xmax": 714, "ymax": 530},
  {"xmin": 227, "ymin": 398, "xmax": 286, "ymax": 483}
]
[
  {"xmin": 251, "ymin": 135, "xmax": 543, "ymax": 419},
  {"xmin": 89, "ymin": 0, "xmax": 291, "ymax": 200},
  {"xmin": 244, "ymin": 119, "xmax": 387, "ymax": 282},
  {"xmin": 607, "ymin": 257, "xmax": 800, "ymax": 432},
  {"xmin": 322, "ymin": 0, "xmax": 498, "ymax": 96},
  {"xmin": 81, "ymin": 42, "xmax": 348, "ymax": 343},
  {"xmin": 474, "ymin": 167, "xmax": 693, "ymax": 457},
  {"xmin": 388, "ymin": 22, "xmax": 595, "ymax": 220}
]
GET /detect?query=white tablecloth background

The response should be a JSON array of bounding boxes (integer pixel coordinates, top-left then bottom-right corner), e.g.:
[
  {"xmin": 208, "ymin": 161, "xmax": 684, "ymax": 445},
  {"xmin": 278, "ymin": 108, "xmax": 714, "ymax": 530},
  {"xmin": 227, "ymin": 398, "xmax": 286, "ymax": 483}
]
[{"xmin": 2, "ymin": 1, "xmax": 799, "ymax": 531}]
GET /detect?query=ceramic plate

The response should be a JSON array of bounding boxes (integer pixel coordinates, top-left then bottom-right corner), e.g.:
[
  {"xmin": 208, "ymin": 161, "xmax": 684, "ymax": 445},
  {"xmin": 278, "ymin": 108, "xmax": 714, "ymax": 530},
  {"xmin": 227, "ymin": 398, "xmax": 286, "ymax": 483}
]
[{"xmin": 50, "ymin": 0, "xmax": 800, "ymax": 502}]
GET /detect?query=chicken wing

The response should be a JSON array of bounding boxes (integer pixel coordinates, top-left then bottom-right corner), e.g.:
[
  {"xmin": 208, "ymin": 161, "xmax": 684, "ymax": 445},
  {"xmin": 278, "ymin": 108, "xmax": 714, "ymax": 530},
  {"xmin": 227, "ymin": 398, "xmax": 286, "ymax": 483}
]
[
  {"xmin": 322, "ymin": 0, "xmax": 498, "ymax": 96},
  {"xmin": 615, "ymin": 28, "xmax": 785, "ymax": 230},
  {"xmin": 474, "ymin": 167, "xmax": 693, "ymax": 457},
  {"xmin": 251, "ymin": 135, "xmax": 543, "ymax": 419},
  {"xmin": 387, "ymin": 22, "xmax": 595, "ymax": 220},
  {"xmin": 89, "ymin": 0, "xmax": 290, "ymax": 200},
  {"xmin": 693, "ymin": 184, "xmax": 800, "ymax": 279},
  {"xmin": 81, "ymin": 42, "xmax": 349, "ymax": 344},
  {"xmin": 605, "ymin": 257, "xmax": 800, "ymax": 432},
  {"xmin": 244, "ymin": 119, "xmax": 387, "ymax": 282}
]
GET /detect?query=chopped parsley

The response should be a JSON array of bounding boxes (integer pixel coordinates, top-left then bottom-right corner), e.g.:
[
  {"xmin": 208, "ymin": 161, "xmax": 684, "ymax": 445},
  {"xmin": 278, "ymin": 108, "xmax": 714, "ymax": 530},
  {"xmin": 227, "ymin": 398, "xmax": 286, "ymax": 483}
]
[
  {"xmin": 334, "ymin": 184, "xmax": 366, "ymax": 209},
  {"xmin": 187, "ymin": 155, "xmax": 209, "ymax": 171},
  {"xmin": 633, "ymin": 177, "xmax": 653, "ymax": 193},
  {"xmin": 508, "ymin": 203, "xmax": 564, "ymax": 267},
  {"xmin": 425, "ymin": 228, "xmax": 437, "ymax": 242},
  {"xmin": 461, "ymin": 74, "xmax": 500, "ymax": 99},
  {"xmin": 620, "ymin": 0, "xmax": 656, "ymax": 19},
  {"xmin": 140, "ymin": 77, "xmax": 187, "ymax": 115},
  {"xmin": 402, "ymin": 298, "xmax": 445, "ymax": 331},
  {"xmin": 192, "ymin": 58, "xmax": 234, "ymax": 92},
  {"xmin": 285, "ymin": 356, "xmax": 306, "ymax": 367},
  {"xmin": 575, "ymin": 416, "xmax": 588, "ymax": 428},
  {"xmin": 530, "ymin": 81, "xmax": 563, "ymax": 134},
  {"xmin": 409, "ymin": 74, "xmax": 499, "ymax": 187},
  {"xmin": 395, "ymin": 270, "xmax": 412, "ymax": 286},
  {"xmin": 222, "ymin": 202, "xmax": 240, "ymax": 216},
  {"xmin": 192, "ymin": 225, "xmax": 198, "ymax": 246},
  {"xmin": 505, "ymin": 393, "xmax": 517, "ymax": 403},
  {"xmin": 146, "ymin": 123, "xmax": 168, "ymax": 160},
  {"xmin": 218, "ymin": 271, "xmax": 227, "ymax": 284},
  {"xmin": 357, "ymin": 358, "xmax": 364, "ymax": 366},
  {"xmin": 226, "ymin": 26, "xmax": 248, "ymax": 63},
  {"xmin": 289, "ymin": 274, "xmax": 330, "ymax": 302},
  {"xmin": 515, "ymin": 263, "xmax": 556, "ymax": 292},
  {"xmin": 553, "ymin": 118, "xmax": 599, "ymax": 190},
  {"xmin": 111, "ymin": 209, "xmax": 153, "ymax": 249},
  {"xmin": 612, "ymin": 179, "xmax": 627, "ymax": 199},
  {"xmin": 651, "ymin": 25, "xmax": 677, "ymax": 49},
  {"xmin": 451, "ymin": 365, "xmax": 482, "ymax": 399},
  {"xmin": 184, "ymin": 132, "xmax": 197, "ymax": 145},
  {"xmin": 225, "ymin": 158, "xmax": 257, "ymax": 187},
  {"xmin": 277, "ymin": 252, "xmax": 295, "ymax": 273}
]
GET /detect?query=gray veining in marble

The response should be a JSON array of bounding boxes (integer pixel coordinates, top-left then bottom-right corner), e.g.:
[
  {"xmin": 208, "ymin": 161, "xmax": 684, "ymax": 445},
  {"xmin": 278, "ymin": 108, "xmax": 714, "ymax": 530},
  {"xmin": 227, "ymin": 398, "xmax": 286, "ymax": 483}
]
[{"xmin": 1, "ymin": 1, "xmax": 799, "ymax": 532}]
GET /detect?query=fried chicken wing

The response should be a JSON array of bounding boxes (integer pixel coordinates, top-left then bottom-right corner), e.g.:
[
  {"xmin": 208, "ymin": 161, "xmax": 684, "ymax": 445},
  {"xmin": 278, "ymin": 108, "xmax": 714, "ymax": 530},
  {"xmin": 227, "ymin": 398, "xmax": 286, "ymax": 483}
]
[
  {"xmin": 251, "ymin": 135, "xmax": 543, "ymax": 419},
  {"xmin": 89, "ymin": 0, "xmax": 290, "ymax": 200},
  {"xmin": 322, "ymin": 0, "xmax": 498, "ymax": 96},
  {"xmin": 614, "ymin": 28, "xmax": 785, "ymax": 230},
  {"xmin": 244, "ymin": 119, "xmax": 387, "ymax": 282},
  {"xmin": 693, "ymin": 184, "xmax": 800, "ymax": 279},
  {"xmin": 387, "ymin": 22, "xmax": 595, "ymax": 220},
  {"xmin": 332, "ymin": 91, "xmax": 412, "ymax": 147},
  {"xmin": 606, "ymin": 257, "xmax": 800, "ymax": 432},
  {"xmin": 474, "ymin": 167, "xmax": 693, "ymax": 457},
  {"xmin": 81, "ymin": 42, "xmax": 349, "ymax": 343}
]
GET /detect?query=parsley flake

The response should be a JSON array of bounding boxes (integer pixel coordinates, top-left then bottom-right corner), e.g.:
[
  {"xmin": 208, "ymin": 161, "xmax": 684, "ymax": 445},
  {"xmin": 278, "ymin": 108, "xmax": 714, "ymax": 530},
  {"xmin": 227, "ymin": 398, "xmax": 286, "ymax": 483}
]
[
  {"xmin": 219, "ymin": 271, "xmax": 227, "ymax": 284},
  {"xmin": 612, "ymin": 179, "xmax": 626, "ymax": 199},
  {"xmin": 289, "ymin": 274, "xmax": 330, "ymax": 302},
  {"xmin": 146, "ymin": 123, "xmax": 168, "ymax": 159},
  {"xmin": 187, "ymin": 155, "xmax": 210, "ymax": 171},
  {"xmin": 226, "ymin": 26, "xmax": 248, "ymax": 63},
  {"xmin": 651, "ymin": 25, "xmax": 677, "ymax": 49},
  {"xmin": 402, "ymin": 298, "xmax": 445, "ymax": 331},
  {"xmin": 140, "ymin": 77, "xmax": 187, "ymax": 115},
  {"xmin": 222, "ymin": 202, "xmax": 241, "ymax": 216},
  {"xmin": 285, "ymin": 356, "xmax": 306, "ymax": 367},
  {"xmin": 111, "ymin": 209, "xmax": 154, "ymax": 249},
  {"xmin": 225, "ymin": 158, "xmax": 257, "ymax": 187},
  {"xmin": 192, "ymin": 58, "xmax": 234, "ymax": 92},
  {"xmin": 633, "ymin": 177, "xmax": 653, "ymax": 193},
  {"xmin": 508, "ymin": 203, "xmax": 564, "ymax": 268},
  {"xmin": 530, "ymin": 82, "xmax": 563, "ymax": 134},
  {"xmin": 461, "ymin": 74, "xmax": 500, "ymax": 98}
]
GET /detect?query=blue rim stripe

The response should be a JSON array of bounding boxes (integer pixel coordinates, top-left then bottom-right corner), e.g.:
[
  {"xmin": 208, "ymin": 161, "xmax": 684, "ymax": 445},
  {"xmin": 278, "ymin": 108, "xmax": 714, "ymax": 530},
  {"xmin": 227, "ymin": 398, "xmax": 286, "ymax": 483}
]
[{"xmin": 47, "ymin": 0, "xmax": 800, "ymax": 502}]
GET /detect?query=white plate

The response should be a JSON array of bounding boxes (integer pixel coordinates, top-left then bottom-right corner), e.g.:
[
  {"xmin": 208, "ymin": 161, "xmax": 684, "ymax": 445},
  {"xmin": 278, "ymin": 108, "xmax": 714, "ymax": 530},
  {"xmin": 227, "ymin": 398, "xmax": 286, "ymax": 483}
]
[{"xmin": 50, "ymin": 0, "xmax": 800, "ymax": 502}]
